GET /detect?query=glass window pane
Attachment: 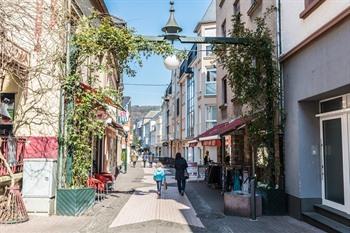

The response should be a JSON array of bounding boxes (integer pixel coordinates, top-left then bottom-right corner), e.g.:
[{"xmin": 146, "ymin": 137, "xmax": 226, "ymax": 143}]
[
  {"xmin": 320, "ymin": 97, "xmax": 342, "ymax": 113},
  {"xmin": 205, "ymin": 83, "xmax": 216, "ymax": 95},
  {"xmin": 322, "ymin": 118, "xmax": 344, "ymax": 205}
]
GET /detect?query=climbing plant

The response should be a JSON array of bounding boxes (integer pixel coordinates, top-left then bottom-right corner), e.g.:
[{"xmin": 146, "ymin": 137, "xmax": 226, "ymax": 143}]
[
  {"xmin": 215, "ymin": 10, "xmax": 282, "ymax": 188},
  {"xmin": 64, "ymin": 15, "xmax": 176, "ymax": 187}
]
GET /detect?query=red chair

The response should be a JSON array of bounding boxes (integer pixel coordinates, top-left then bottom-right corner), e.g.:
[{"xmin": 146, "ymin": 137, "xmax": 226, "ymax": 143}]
[
  {"xmin": 87, "ymin": 177, "xmax": 105, "ymax": 201},
  {"xmin": 95, "ymin": 173, "xmax": 113, "ymax": 193}
]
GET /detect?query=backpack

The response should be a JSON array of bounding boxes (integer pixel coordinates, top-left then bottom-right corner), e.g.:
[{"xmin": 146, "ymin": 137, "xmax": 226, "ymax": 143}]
[{"xmin": 153, "ymin": 169, "xmax": 164, "ymax": 181}]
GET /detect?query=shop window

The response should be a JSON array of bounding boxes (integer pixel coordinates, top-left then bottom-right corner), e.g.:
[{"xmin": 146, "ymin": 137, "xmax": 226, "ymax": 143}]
[{"xmin": 0, "ymin": 93, "xmax": 15, "ymax": 135}]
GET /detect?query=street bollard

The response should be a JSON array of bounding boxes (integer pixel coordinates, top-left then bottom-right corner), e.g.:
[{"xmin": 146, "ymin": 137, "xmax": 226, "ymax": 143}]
[{"xmin": 250, "ymin": 176, "xmax": 257, "ymax": 221}]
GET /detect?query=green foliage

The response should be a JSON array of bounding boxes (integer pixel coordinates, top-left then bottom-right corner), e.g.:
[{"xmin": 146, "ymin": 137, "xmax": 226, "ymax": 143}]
[
  {"xmin": 64, "ymin": 14, "xmax": 176, "ymax": 188},
  {"xmin": 73, "ymin": 15, "xmax": 176, "ymax": 77},
  {"xmin": 215, "ymin": 11, "xmax": 281, "ymax": 187}
]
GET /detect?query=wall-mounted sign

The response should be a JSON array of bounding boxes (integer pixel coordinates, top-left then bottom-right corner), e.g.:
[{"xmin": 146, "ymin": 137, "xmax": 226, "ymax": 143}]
[
  {"xmin": 0, "ymin": 93, "xmax": 15, "ymax": 125},
  {"xmin": 202, "ymin": 139, "xmax": 221, "ymax": 147},
  {"xmin": 3, "ymin": 39, "xmax": 30, "ymax": 67},
  {"xmin": 118, "ymin": 110, "xmax": 129, "ymax": 125}
]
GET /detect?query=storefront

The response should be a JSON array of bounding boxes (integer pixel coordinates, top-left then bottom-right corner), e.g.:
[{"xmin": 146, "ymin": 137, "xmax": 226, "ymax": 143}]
[{"xmin": 195, "ymin": 118, "xmax": 245, "ymax": 191}]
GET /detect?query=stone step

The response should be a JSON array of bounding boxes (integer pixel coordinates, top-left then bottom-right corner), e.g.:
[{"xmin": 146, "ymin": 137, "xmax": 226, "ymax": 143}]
[
  {"xmin": 302, "ymin": 212, "xmax": 350, "ymax": 233},
  {"xmin": 314, "ymin": 204, "xmax": 350, "ymax": 227}
]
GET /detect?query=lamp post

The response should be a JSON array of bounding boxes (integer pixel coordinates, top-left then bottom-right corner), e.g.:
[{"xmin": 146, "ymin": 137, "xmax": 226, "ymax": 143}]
[{"xmin": 156, "ymin": 0, "xmax": 257, "ymax": 220}]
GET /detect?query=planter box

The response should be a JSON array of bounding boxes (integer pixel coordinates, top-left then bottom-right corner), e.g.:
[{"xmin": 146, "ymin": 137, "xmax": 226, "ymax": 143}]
[
  {"xmin": 56, "ymin": 188, "xmax": 95, "ymax": 216},
  {"xmin": 224, "ymin": 191, "xmax": 262, "ymax": 217},
  {"xmin": 257, "ymin": 188, "xmax": 287, "ymax": 215}
]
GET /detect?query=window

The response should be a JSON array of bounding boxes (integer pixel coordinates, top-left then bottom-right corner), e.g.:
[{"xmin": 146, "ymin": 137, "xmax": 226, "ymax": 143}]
[
  {"xmin": 206, "ymin": 45, "xmax": 213, "ymax": 56},
  {"xmin": 234, "ymin": 0, "xmax": 240, "ymax": 15},
  {"xmin": 221, "ymin": 20, "xmax": 226, "ymax": 37},
  {"xmin": 305, "ymin": 0, "xmax": 316, "ymax": 7},
  {"xmin": 222, "ymin": 78, "xmax": 227, "ymax": 104},
  {"xmin": 206, "ymin": 105, "xmax": 217, "ymax": 130},
  {"xmin": 300, "ymin": 0, "xmax": 326, "ymax": 19},
  {"xmin": 187, "ymin": 77, "xmax": 195, "ymax": 137},
  {"xmin": 205, "ymin": 68, "xmax": 216, "ymax": 96},
  {"xmin": 176, "ymin": 98, "xmax": 180, "ymax": 116}
]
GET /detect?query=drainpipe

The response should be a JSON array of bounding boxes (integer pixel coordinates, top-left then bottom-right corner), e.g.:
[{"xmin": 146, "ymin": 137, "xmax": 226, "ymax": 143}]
[
  {"xmin": 57, "ymin": 0, "xmax": 71, "ymax": 190},
  {"xmin": 275, "ymin": 0, "xmax": 285, "ymax": 191}
]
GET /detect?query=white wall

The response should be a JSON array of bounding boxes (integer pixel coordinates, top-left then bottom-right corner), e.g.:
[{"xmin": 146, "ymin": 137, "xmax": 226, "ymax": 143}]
[{"xmin": 281, "ymin": 0, "xmax": 350, "ymax": 54}]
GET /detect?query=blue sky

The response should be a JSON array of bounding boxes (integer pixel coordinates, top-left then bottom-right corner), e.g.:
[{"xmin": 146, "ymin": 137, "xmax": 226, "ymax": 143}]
[{"xmin": 105, "ymin": 0, "xmax": 212, "ymax": 106}]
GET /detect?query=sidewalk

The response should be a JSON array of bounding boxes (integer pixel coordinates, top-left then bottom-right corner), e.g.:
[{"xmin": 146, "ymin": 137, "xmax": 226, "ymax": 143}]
[
  {"xmin": 1, "ymin": 162, "xmax": 323, "ymax": 233},
  {"xmin": 186, "ymin": 182, "xmax": 323, "ymax": 233}
]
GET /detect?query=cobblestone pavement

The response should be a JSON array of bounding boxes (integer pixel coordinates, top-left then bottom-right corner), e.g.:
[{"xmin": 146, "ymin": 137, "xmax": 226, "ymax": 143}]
[{"xmin": 1, "ymin": 162, "xmax": 324, "ymax": 233}]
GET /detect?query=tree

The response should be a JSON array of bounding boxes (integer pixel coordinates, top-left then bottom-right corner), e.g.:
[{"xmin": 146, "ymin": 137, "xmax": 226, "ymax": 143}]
[{"xmin": 215, "ymin": 10, "xmax": 282, "ymax": 188}]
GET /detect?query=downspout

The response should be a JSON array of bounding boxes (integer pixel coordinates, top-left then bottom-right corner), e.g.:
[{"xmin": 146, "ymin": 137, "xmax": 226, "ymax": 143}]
[
  {"xmin": 276, "ymin": 0, "xmax": 285, "ymax": 191},
  {"xmin": 57, "ymin": 0, "xmax": 71, "ymax": 190}
]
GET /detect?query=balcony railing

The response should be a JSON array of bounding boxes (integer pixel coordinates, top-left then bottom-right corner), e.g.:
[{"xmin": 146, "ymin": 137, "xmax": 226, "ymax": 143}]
[{"xmin": 0, "ymin": 137, "xmax": 26, "ymax": 176}]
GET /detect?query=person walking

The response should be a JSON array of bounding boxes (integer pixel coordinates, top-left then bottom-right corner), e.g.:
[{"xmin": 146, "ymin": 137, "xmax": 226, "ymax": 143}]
[
  {"xmin": 153, "ymin": 162, "xmax": 166, "ymax": 197},
  {"xmin": 174, "ymin": 152, "xmax": 188, "ymax": 196},
  {"xmin": 142, "ymin": 152, "xmax": 148, "ymax": 168},
  {"xmin": 131, "ymin": 151, "xmax": 137, "ymax": 168},
  {"xmin": 148, "ymin": 152, "xmax": 154, "ymax": 168}
]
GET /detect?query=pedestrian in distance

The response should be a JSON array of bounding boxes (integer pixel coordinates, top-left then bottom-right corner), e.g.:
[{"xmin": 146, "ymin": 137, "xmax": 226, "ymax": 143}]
[
  {"xmin": 153, "ymin": 162, "xmax": 166, "ymax": 197},
  {"xmin": 142, "ymin": 152, "xmax": 148, "ymax": 168},
  {"xmin": 174, "ymin": 152, "xmax": 188, "ymax": 196},
  {"xmin": 149, "ymin": 152, "xmax": 154, "ymax": 168},
  {"xmin": 204, "ymin": 150, "xmax": 210, "ymax": 166},
  {"xmin": 131, "ymin": 151, "xmax": 137, "ymax": 168}
]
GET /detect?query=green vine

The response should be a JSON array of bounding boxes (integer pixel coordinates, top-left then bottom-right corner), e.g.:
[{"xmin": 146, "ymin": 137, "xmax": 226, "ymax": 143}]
[
  {"xmin": 64, "ymin": 15, "xmax": 176, "ymax": 188},
  {"xmin": 215, "ymin": 10, "xmax": 282, "ymax": 188}
]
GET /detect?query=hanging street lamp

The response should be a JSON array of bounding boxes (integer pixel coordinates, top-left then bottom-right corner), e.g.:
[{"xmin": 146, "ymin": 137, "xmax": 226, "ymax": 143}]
[{"xmin": 144, "ymin": 0, "xmax": 247, "ymax": 70}]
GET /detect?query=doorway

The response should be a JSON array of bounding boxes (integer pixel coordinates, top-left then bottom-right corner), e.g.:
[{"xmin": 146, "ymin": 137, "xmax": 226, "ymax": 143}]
[{"xmin": 319, "ymin": 95, "xmax": 350, "ymax": 214}]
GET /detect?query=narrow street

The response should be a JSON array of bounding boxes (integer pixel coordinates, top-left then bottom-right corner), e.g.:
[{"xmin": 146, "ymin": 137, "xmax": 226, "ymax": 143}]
[{"xmin": 2, "ymin": 162, "xmax": 322, "ymax": 233}]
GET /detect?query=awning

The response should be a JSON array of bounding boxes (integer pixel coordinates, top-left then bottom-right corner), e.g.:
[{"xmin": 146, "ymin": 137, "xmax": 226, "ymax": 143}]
[
  {"xmin": 197, "ymin": 118, "xmax": 244, "ymax": 146},
  {"xmin": 220, "ymin": 118, "xmax": 244, "ymax": 135}
]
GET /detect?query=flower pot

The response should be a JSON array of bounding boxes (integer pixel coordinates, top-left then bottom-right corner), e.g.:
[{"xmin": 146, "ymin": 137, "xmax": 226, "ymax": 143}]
[
  {"xmin": 257, "ymin": 188, "xmax": 287, "ymax": 215},
  {"xmin": 56, "ymin": 188, "xmax": 95, "ymax": 216}
]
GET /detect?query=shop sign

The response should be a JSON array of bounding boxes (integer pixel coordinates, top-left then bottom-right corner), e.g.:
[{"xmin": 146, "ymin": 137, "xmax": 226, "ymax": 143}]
[
  {"xmin": 3, "ymin": 39, "xmax": 30, "ymax": 67},
  {"xmin": 202, "ymin": 139, "xmax": 221, "ymax": 147},
  {"xmin": 189, "ymin": 142, "xmax": 197, "ymax": 147},
  {"xmin": 118, "ymin": 110, "xmax": 129, "ymax": 124}
]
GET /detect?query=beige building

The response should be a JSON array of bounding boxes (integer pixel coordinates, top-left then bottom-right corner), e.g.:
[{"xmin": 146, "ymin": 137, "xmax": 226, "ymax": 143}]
[
  {"xmin": 216, "ymin": 0, "xmax": 276, "ymax": 124},
  {"xmin": 0, "ymin": 0, "xmax": 125, "ymax": 214}
]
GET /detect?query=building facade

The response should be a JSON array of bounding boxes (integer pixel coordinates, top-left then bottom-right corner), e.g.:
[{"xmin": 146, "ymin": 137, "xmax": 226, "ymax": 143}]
[
  {"xmin": 0, "ymin": 0, "xmax": 126, "ymax": 215},
  {"xmin": 280, "ymin": 0, "xmax": 350, "ymax": 221}
]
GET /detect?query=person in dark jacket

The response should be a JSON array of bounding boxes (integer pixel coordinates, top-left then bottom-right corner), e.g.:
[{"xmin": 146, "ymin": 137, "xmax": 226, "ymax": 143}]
[{"xmin": 174, "ymin": 152, "xmax": 188, "ymax": 196}]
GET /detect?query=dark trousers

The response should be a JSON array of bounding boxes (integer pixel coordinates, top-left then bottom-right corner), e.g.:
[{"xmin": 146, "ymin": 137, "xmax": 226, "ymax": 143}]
[
  {"xmin": 143, "ymin": 160, "xmax": 146, "ymax": 168},
  {"xmin": 177, "ymin": 179, "xmax": 186, "ymax": 193},
  {"xmin": 156, "ymin": 181, "xmax": 162, "ymax": 193}
]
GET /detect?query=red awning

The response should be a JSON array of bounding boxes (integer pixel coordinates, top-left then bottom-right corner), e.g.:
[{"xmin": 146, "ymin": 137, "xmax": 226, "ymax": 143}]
[
  {"xmin": 220, "ymin": 118, "xmax": 244, "ymax": 135},
  {"xmin": 197, "ymin": 122, "xmax": 229, "ymax": 139},
  {"xmin": 197, "ymin": 118, "xmax": 244, "ymax": 145}
]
